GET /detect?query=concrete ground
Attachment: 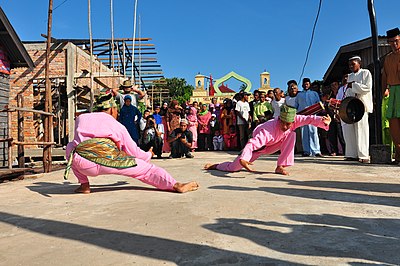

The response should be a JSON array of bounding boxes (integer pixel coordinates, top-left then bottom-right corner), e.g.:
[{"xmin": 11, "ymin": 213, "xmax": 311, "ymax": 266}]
[{"xmin": 0, "ymin": 151, "xmax": 399, "ymax": 265}]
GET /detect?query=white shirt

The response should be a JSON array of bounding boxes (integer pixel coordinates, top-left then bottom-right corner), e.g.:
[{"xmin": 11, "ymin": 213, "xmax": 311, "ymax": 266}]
[
  {"xmin": 347, "ymin": 68, "xmax": 373, "ymax": 113},
  {"xmin": 235, "ymin": 101, "xmax": 250, "ymax": 125},
  {"xmin": 272, "ymin": 98, "xmax": 285, "ymax": 118}
]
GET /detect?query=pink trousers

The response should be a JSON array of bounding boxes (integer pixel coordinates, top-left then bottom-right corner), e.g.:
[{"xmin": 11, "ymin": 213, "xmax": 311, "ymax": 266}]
[
  {"xmin": 71, "ymin": 154, "xmax": 177, "ymax": 191},
  {"xmin": 216, "ymin": 131, "xmax": 296, "ymax": 172}
]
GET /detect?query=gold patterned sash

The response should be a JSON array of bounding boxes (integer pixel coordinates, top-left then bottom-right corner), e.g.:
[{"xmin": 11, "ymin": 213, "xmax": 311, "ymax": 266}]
[{"xmin": 64, "ymin": 138, "xmax": 136, "ymax": 180}]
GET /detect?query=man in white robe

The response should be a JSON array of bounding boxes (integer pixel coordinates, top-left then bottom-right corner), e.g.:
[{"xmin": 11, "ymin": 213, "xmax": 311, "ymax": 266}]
[{"xmin": 342, "ymin": 56, "xmax": 373, "ymax": 163}]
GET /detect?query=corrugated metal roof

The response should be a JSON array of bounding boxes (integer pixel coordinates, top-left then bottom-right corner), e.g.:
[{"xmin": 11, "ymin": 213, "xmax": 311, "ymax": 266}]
[{"xmin": 0, "ymin": 7, "xmax": 34, "ymax": 69}]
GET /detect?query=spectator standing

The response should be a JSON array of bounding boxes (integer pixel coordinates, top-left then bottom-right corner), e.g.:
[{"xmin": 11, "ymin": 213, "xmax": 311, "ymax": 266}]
[
  {"xmin": 187, "ymin": 106, "xmax": 198, "ymax": 150},
  {"xmin": 224, "ymin": 125, "xmax": 238, "ymax": 150},
  {"xmin": 272, "ymin": 88, "xmax": 285, "ymax": 118},
  {"xmin": 114, "ymin": 79, "xmax": 145, "ymax": 108},
  {"xmin": 253, "ymin": 91, "xmax": 273, "ymax": 125},
  {"xmin": 285, "ymin": 80, "xmax": 303, "ymax": 154},
  {"xmin": 166, "ymin": 100, "xmax": 183, "ymax": 134},
  {"xmin": 249, "ymin": 90, "xmax": 260, "ymax": 129},
  {"xmin": 383, "ymin": 27, "xmax": 400, "ymax": 164},
  {"xmin": 197, "ymin": 104, "xmax": 212, "ymax": 151},
  {"xmin": 295, "ymin": 78, "xmax": 323, "ymax": 157},
  {"xmin": 118, "ymin": 95, "xmax": 141, "ymax": 144},
  {"xmin": 221, "ymin": 99, "xmax": 235, "ymax": 134},
  {"xmin": 327, "ymin": 80, "xmax": 346, "ymax": 156},
  {"xmin": 344, "ymin": 56, "xmax": 373, "ymax": 163},
  {"xmin": 235, "ymin": 91, "xmax": 251, "ymax": 149}
]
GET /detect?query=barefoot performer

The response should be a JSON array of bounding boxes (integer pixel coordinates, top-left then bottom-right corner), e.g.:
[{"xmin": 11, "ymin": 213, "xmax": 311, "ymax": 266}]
[
  {"xmin": 65, "ymin": 93, "xmax": 199, "ymax": 194},
  {"xmin": 204, "ymin": 105, "xmax": 331, "ymax": 175}
]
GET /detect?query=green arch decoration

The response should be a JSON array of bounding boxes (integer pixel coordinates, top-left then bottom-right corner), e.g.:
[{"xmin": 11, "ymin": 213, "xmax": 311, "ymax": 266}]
[{"xmin": 213, "ymin": 71, "xmax": 252, "ymax": 95}]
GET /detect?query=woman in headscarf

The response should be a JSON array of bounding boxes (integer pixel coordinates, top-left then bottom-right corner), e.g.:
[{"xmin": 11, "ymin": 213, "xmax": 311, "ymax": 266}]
[
  {"xmin": 118, "ymin": 95, "xmax": 141, "ymax": 144},
  {"xmin": 186, "ymin": 106, "xmax": 198, "ymax": 150},
  {"xmin": 65, "ymin": 93, "xmax": 198, "ymax": 194},
  {"xmin": 197, "ymin": 103, "xmax": 212, "ymax": 151},
  {"xmin": 166, "ymin": 100, "xmax": 183, "ymax": 134},
  {"xmin": 221, "ymin": 98, "xmax": 235, "ymax": 135}
]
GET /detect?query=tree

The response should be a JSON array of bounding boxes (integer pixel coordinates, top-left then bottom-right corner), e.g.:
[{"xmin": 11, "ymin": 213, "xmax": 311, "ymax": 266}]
[
  {"xmin": 239, "ymin": 83, "xmax": 247, "ymax": 91},
  {"xmin": 163, "ymin": 77, "xmax": 194, "ymax": 104}
]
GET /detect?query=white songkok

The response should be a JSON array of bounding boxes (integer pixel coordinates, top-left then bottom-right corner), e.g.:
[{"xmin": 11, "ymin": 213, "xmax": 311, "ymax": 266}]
[{"xmin": 349, "ymin": 56, "xmax": 362, "ymax": 61}]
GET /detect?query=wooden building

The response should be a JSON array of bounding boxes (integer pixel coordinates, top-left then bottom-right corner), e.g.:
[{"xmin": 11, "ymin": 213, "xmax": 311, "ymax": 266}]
[
  {"xmin": 323, "ymin": 36, "xmax": 391, "ymax": 84},
  {"xmin": 323, "ymin": 36, "xmax": 392, "ymax": 146},
  {"xmin": 0, "ymin": 7, "xmax": 34, "ymax": 167}
]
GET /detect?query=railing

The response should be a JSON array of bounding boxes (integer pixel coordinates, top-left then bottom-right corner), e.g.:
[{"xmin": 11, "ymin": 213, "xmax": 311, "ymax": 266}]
[{"xmin": 0, "ymin": 94, "xmax": 55, "ymax": 170}]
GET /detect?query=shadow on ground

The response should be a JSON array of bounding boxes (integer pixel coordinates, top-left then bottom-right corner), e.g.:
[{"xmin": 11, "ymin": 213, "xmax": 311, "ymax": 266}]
[
  {"xmin": 26, "ymin": 181, "xmax": 160, "ymax": 197},
  {"xmin": 0, "ymin": 211, "xmax": 302, "ymax": 265},
  {"xmin": 203, "ymin": 214, "xmax": 400, "ymax": 265},
  {"xmin": 209, "ymin": 182, "xmax": 400, "ymax": 208}
]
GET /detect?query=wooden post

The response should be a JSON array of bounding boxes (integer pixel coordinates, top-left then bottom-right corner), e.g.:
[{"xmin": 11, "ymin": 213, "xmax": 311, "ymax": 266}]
[
  {"xmin": 44, "ymin": 0, "xmax": 54, "ymax": 173},
  {"xmin": 7, "ymin": 111, "xmax": 12, "ymax": 169},
  {"xmin": 17, "ymin": 94, "xmax": 24, "ymax": 168},
  {"xmin": 66, "ymin": 43, "xmax": 75, "ymax": 142}
]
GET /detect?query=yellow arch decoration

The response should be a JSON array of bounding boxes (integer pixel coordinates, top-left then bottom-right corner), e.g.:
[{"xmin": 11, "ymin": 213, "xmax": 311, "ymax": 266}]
[{"xmin": 213, "ymin": 71, "xmax": 252, "ymax": 95}]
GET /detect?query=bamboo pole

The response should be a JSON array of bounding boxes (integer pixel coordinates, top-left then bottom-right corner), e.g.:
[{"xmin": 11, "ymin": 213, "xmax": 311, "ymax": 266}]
[
  {"xmin": 88, "ymin": 0, "xmax": 94, "ymax": 111},
  {"xmin": 2, "ymin": 107, "xmax": 55, "ymax": 116},
  {"xmin": 132, "ymin": 0, "xmax": 138, "ymax": 81},
  {"xmin": 13, "ymin": 141, "xmax": 56, "ymax": 146},
  {"xmin": 44, "ymin": 0, "xmax": 54, "ymax": 173},
  {"xmin": 110, "ymin": 0, "xmax": 116, "ymax": 88}
]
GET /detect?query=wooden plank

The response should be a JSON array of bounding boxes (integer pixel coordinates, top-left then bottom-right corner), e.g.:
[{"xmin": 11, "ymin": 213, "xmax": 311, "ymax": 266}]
[{"xmin": 1, "ymin": 107, "xmax": 55, "ymax": 116}]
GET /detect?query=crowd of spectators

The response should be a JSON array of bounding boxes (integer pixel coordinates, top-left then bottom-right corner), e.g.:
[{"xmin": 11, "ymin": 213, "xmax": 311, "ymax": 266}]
[{"xmin": 108, "ymin": 68, "xmax": 369, "ymax": 161}]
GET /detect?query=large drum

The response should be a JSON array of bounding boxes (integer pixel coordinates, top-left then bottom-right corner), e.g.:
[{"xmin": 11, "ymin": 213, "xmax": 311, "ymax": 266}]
[
  {"xmin": 338, "ymin": 96, "xmax": 365, "ymax": 124},
  {"xmin": 297, "ymin": 102, "xmax": 325, "ymax": 116}
]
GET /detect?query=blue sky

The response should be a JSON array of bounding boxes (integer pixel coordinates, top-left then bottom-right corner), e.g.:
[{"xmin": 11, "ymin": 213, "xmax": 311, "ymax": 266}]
[{"xmin": 1, "ymin": 0, "xmax": 399, "ymax": 91}]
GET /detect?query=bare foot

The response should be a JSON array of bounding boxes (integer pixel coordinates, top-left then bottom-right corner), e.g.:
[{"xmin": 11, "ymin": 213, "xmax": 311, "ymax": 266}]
[
  {"xmin": 173, "ymin": 181, "xmax": 199, "ymax": 193},
  {"xmin": 275, "ymin": 166, "xmax": 289, "ymax": 176},
  {"xmin": 74, "ymin": 183, "xmax": 91, "ymax": 194},
  {"xmin": 204, "ymin": 163, "xmax": 218, "ymax": 170},
  {"xmin": 240, "ymin": 159, "xmax": 254, "ymax": 172}
]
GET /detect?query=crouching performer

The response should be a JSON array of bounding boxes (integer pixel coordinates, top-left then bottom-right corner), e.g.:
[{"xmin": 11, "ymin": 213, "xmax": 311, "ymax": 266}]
[
  {"xmin": 65, "ymin": 93, "xmax": 199, "ymax": 194},
  {"xmin": 204, "ymin": 105, "xmax": 331, "ymax": 175}
]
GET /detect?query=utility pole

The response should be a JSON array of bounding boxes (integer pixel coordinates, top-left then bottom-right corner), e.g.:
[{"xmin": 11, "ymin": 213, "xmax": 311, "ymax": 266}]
[
  {"xmin": 44, "ymin": 0, "xmax": 54, "ymax": 172},
  {"xmin": 367, "ymin": 0, "xmax": 382, "ymax": 145},
  {"xmin": 367, "ymin": 0, "xmax": 391, "ymax": 164}
]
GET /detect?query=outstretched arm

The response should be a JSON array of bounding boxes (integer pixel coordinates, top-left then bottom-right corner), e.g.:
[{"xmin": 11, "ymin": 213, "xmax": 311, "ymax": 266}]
[{"xmin": 293, "ymin": 115, "xmax": 331, "ymax": 131}]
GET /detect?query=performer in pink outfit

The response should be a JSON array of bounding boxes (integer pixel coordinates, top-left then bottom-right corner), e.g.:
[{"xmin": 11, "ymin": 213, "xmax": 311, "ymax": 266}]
[
  {"xmin": 205, "ymin": 105, "xmax": 331, "ymax": 175},
  {"xmin": 65, "ymin": 93, "xmax": 198, "ymax": 194}
]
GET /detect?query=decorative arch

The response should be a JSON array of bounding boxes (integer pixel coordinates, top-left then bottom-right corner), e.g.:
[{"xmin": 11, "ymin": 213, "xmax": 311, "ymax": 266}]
[{"xmin": 213, "ymin": 71, "xmax": 252, "ymax": 95}]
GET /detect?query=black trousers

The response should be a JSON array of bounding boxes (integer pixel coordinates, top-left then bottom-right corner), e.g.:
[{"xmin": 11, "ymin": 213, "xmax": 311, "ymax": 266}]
[
  {"xmin": 170, "ymin": 140, "xmax": 190, "ymax": 157},
  {"xmin": 141, "ymin": 136, "xmax": 163, "ymax": 156},
  {"xmin": 327, "ymin": 121, "xmax": 346, "ymax": 155},
  {"xmin": 198, "ymin": 133, "xmax": 212, "ymax": 151}
]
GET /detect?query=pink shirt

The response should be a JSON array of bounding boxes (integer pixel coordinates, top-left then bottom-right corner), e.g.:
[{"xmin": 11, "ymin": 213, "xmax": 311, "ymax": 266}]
[
  {"xmin": 66, "ymin": 112, "xmax": 151, "ymax": 162},
  {"xmin": 197, "ymin": 112, "xmax": 212, "ymax": 134},
  {"xmin": 240, "ymin": 115, "xmax": 328, "ymax": 162}
]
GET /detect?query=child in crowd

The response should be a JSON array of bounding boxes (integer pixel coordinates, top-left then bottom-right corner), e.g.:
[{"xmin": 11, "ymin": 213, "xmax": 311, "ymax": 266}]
[
  {"xmin": 210, "ymin": 113, "xmax": 220, "ymax": 136},
  {"xmin": 213, "ymin": 130, "xmax": 224, "ymax": 151},
  {"xmin": 224, "ymin": 125, "xmax": 238, "ymax": 150}
]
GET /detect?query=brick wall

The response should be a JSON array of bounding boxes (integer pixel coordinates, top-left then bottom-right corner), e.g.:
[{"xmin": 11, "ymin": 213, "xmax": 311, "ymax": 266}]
[{"xmin": 8, "ymin": 42, "xmax": 120, "ymax": 156}]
